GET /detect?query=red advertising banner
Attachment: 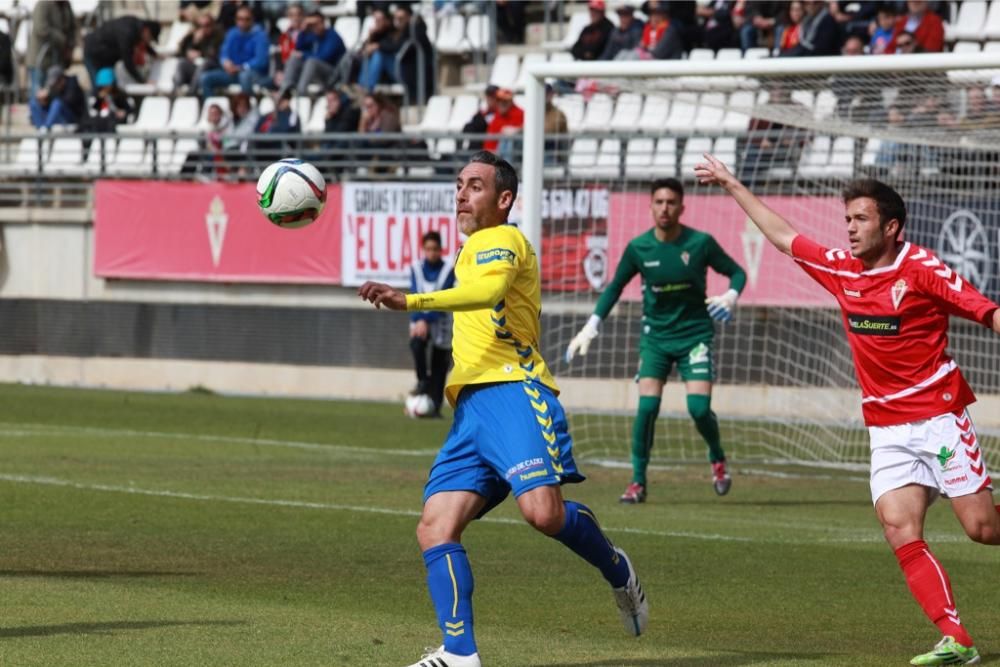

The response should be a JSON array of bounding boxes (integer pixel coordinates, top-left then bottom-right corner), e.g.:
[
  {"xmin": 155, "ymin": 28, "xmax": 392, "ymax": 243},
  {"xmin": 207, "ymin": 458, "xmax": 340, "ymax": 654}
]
[
  {"xmin": 607, "ymin": 193, "xmax": 848, "ymax": 306},
  {"xmin": 93, "ymin": 180, "xmax": 342, "ymax": 284}
]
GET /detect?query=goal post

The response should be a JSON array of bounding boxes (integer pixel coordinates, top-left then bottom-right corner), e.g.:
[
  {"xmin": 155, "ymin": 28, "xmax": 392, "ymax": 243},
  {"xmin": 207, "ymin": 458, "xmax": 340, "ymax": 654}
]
[{"xmin": 519, "ymin": 52, "xmax": 1000, "ymax": 466}]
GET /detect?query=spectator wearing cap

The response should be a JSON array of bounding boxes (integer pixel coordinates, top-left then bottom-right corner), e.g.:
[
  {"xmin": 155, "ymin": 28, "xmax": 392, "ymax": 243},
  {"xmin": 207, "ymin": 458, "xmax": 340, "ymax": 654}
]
[
  {"xmin": 572, "ymin": 1, "xmax": 614, "ymax": 61},
  {"xmin": 82, "ymin": 16, "xmax": 160, "ymax": 88},
  {"xmin": 79, "ymin": 67, "xmax": 135, "ymax": 134},
  {"xmin": 198, "ymin": 5, "xmax": 271, "ymax": 96},
  {"xmin": 462, "ymin": 84, "xmax": 499, "ymax": 147},
  {"xmin": 484, "ymin": 88, "xmax": 524, "ymax": 162},
  {"xmin": 279, "ymin": 12, "xmax": 346, "ymax": 96},
  {"xmin": 26, "ymin": 0, "xmax": 76, "ymax": 97},
  {"xmin": 641, "ymin": 4, "xmax": 683, "ymax": 59},
  {"xmin": 887, "ymin": 0, "xmax": 944, "ymax": 53},
  {"xmin": 29, "ymin": 65, "xmax": 85, "ymax": 129},
  {"xmin": 601, "ymin": 4, "xmax": 644, "ymax": 60}
]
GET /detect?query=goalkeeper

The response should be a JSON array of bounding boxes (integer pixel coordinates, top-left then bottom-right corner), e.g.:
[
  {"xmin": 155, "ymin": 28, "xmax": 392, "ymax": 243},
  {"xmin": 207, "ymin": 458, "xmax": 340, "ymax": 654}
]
[{"xmin": 566, "ymin": 178, "xmax": 746, "ymax": 502}]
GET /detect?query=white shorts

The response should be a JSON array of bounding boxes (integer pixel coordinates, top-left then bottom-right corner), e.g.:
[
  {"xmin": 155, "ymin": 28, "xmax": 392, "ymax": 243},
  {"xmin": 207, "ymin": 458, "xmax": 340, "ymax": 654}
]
[{"xmin": 869, "ymin": 408, "xmax": 993, "ymax": 505}]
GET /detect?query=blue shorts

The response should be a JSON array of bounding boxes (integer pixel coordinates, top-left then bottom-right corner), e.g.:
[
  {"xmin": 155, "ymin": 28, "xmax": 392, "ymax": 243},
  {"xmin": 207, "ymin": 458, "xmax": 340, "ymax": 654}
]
[{"xmin": 424, "ymin": 380, "xmax": 585, "ymax": 517}]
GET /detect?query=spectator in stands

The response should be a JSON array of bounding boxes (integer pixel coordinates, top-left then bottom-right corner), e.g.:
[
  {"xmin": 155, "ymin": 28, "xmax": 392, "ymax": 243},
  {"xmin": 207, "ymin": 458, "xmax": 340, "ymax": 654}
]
[
  {"xmin": 496, "ymin": 0, "xmax": 527, "ymax": 45},
  {"xmin": 887, "ymin": 0, "xmax": 944, "ymax": 53},
  {"xmin": 349, "ymin": 8, "xmax": 392, "ymax": 81},
  {"xmin": 828, "ymin": 1, "xmax": 879, "ymax": 36},
  {"xmin": 199, "ymin": 6, "xmax": 271, "ymax": 96},
  {"xmin": 183, "ymin": 101, "xmax": 232, "ymax": 176},
  {"xmin": 26, "ymin": 1, "xmax": 75, "ymax": 97},
  {"xmin": 870, "ymin": 3, "xmax": 897, "ymax": 55},
  {"xmin": 322, "ymin": 90, "xmax": 361, "ymax": 151},
  {"xmin": 601, "ymin": 4, "xmax": 644, "ymax": 60},
  {"xmin": 696, "ymin": 0, "xmax": 736, "ymax": 51},
  {"xmin": 543, "ymin": 83, "xmax": 569, "ymax": 166},
  {"xmin": 484, "ymin": 88, "xmax": 524, "ymax": 163},
  {"xmin": 80, "ymin": 67, "xmax": 135, "ymax": 133},
  {"xmin": 408, "ymin": 230, "xmax": 455, "ymax": 417},
  {"xmin": 279, "ymin": 12, "xmax": 346, "ymax": 96},
  {"xmin": 938, "ymin": 87, "xmax": 1000, "ymax": 132},
  {"xmin": 572, "ymin": 0, "xmax": 614, "ymax": 61},
  {"xmin": 832, "ymin": 35, "xmax": 881, "ymax": 120},
  {"xmin": 773, "ymin": 1, "xmax": 804, "ymax": 56},
  {"xmin": 82, "ymin": 17, "xmax": 161, "ymax": 87},
  {"xmin": 731, "ymin": 0, "xmax": 782, "ymax": 52},
  {"xmin": 222, "ymin": 92, "xmax": 260, "ymax": 163},
  {"xmin": 174, "ymin": 14, "xmax": 225, "ymax": 94},
  {"xmin": 641, "ymin": 4, "xmax": 684, "ymax": 60},
  {"xmin": 739, "ymin": 84, "xmax": 810, "ymax": 184},
  {"xmin": 218, "ymin": 0, "xmax": 265, "ymax": 31},
  {"xmin": 357, "ymin": 92, "xmax": 402, "ymax": 170},
  {"xmin": 278, "ymin": 3, "xmax": 306, "ymax": 65},
  {"xmin": 0, "ymin": 28, "xmax": 12, "ymax": 87},
  {"xmin": 253, "ymin": 89, "xmax": 302, "ymax": 163},
  {"xmin": 461, "ymin": 85, "xmax": 499, "ymax": 153},
  {"xmin": 359, "ymin": 5, "xmax": 435, "ymax": 102},
  {"xmin": 180, "ymin": 0, "xmax": 215, "ymax": 23},
  {"xmin": 781, "ymin": 0, "xmax": 840, "ymax": 57},
  {"xmin": 29, "ymin": 65, "xmax": 85, "ymax": 130}
]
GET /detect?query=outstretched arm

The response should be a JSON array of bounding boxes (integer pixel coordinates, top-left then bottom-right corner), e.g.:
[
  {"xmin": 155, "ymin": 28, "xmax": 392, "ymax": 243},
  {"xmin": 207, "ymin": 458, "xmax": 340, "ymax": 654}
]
[
  {"xmin": 358, "ymin": 273, "xmax": 510, "ymax": 313},
  {"xmin": 694, "ymin": 153, "xmax": 799, "ymax": 256}
]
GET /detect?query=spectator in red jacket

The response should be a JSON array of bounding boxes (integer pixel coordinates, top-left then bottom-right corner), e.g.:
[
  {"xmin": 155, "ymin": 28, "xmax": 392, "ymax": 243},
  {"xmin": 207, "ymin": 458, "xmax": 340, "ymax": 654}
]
[
  {"xmin": 484, "ymin": 88, "xmax": 523, "ymax": 162},
  {"xmin": 887, "ymin": 0, "xmax": 944, "ymax": 53}
]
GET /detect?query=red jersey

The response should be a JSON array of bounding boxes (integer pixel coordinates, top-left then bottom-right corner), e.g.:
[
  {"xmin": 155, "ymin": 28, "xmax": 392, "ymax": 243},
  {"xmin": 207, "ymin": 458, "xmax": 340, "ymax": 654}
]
[
  {"xmin": 484, "ymin": 104, "xmax": 524, "ymax": 152},
  {"xmin": 791, "ymin": 235, "xmax": 998, "ymax": 427}
]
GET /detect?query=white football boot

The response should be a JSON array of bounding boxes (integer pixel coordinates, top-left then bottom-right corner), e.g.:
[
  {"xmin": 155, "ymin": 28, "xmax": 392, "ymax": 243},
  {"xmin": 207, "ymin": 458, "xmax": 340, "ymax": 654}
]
[
  {"xmin": 611, "ymin": 547, "xmax": 648, "ymax": 636},
  {"xmin": 403, "ymin": 645, "xmax": 481, "ymax": 667}
]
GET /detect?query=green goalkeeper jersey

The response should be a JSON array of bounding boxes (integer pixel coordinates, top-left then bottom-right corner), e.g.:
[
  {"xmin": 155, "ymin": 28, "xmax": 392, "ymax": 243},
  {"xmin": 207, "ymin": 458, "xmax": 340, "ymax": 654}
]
[{"xmin": 594, "ymin": 226, "xmax": 747, "ymax": 341}]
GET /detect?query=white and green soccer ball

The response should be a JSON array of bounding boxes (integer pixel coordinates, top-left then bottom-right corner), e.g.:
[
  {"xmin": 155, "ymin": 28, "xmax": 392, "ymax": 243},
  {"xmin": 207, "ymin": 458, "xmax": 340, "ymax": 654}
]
[
  {"xmin": 256, "ymin": 158, "xmax": 326, "ymax": 228},
  {"xmin": 404, "ymin": 393, "xmax": 435, "ymax": 418}
]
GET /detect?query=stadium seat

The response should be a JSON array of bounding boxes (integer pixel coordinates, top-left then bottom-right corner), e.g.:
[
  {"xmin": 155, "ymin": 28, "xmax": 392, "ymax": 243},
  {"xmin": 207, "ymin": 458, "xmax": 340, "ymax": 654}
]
[
  {"xmin": 168, "ymin": 96, "xmax": 200, "ymax": 133},
  {"xmin": 814, "ymin": 89, "xmax": 837, "ymax": 120},
  {"xmin": 549, "ymin": 51, "xmax": 573, "ymax": 65},
  {"xmin": 436, "ymin": 14, "xmax": 467, "ymax": 55},
  {"xmin": 448, "ymin": 94, "xmax": 479, "ymax": 132},
  {"xmin": 948, "ymin": 0, "xmax": 987, "ymax": 41},
  {"xmin": 791, "ymin": 89, "xmax": 815, "ymax": 110},
  {"xmin": 412, "ymin": 94, "xmax": 452, "ymax": 134},
  {"xmin": 161, "ymin": 138, "xmax": 196, "ymax": 175},
  {"xmin": 515, "ymin": 52, "xmax": 547, "ymax": 91},
  {"xmin": 624, "ymin": 137, "xmax": 656, "ymax": 177},
  {"xmin": 797, "ymin": 135, "xmax": 832, "ymax": 179},
  {"xmin": 83, "ymin": 138, "xmax": 114, "ymax": 176},
  {"xmin": 118, "ymin": 95, "xmax": 171, "ymax": 136},
  {"xmin": 335, "ymin": 16, "xmax": 362, "ymax": 50},
  {"xmin": 69, "ymin": 0, "xmax": 100, "ymax": 15},
  {"xmin": 320, "ymin": 0, "xmax": 357, "ymax": 18},
  {"xmin": 744, "ymin": 47, "xmax": 769, "ymax": 59},
  {"xmin": 305, "ymin": 95, "xmax": 328, "ymax": 134},
  {"xmin": 723, "ymin": 91, "xmax": 754, "ymax": 134},
  {"xmin": 638, "ymin": 94, "xmax": 669, "ymax": 133},
  {"xmin": 688, "ymin": 48, "xmax": 715, "ymax": 61},
  {"xmin": 107, "ymin": 138, "xmax": 150, "ymax": 176},
  {"xmin": 258, "ymin": 96, "xmax": 276, "ymax": 116},
  {"xmin": 581, "ymin": 94, "xmax": 614, "ymax": 132},
  {"xmin": 465, "ymin": 14, "xmax": 492, "ymax": 52},
  {"xmin": 985, "ymin": 1, "xmax": 1000, "ymax": 39},
  {"xmin": 160, "ymin": 20, "xmax": 192, "ymax": 56},
  {"xmin": 716, "ymin": 48, "xmax": 742, "ymax": 61},
  {"xmin": 984, "ymin": 40, "xmax": 1000, "ymax": 51},
  {"xmin": 665, "ymin": 93, "xmax": 698, "ymax": 135},
  {"xmin": 2, "ymin": 138, "xmax": 44, "ymax": 175},
  {"xmin": 292, "ymin": 97, "xmax": 312, "ymax": 127},
  {"xmin": 148, "ymin": 138, "xmax": 175, "ymax": 174},
  {"xmin": 568, "ymin": 138, "xmax": 599, "ymax": 177},
  {"xmin": 13, "ymin": 18, "xmax": 29, "ymax": 58},
  {"xmin": 155, "ymin": 57, "xmax": 180, "ymax": 94},
  {"xmin": 693, "ymin": 93, "xmax": 726, "ymax": 136},
  {"xmin": 680, "ymin": 136, "xmax": 712, "ymax": 178},
  {"xmin": 488, "ymin": 53, "xmax": 520, "ymax": 89},
  {"xmin": 553, "ymin": 94, "xmax": 585, "ymax": 131},
  {"xmin": 828, "ymin": 136, "xmax": 855, "ymax": 177},
  {"xmin": 542, "ymin": 11, "xmax": 590, "ymax": 50},
  {"xmin": 609, "ymin": 92, "xmax": 643, "ymax": 133},
  {"xmin": 44, "ymin": 137, "xmax": 88, "ymax": 176},
  {"xmin": 952, "ymin": 40, "xmax": 982, "ymax": 54},
  {"xmin": 861, "ymin": 138, "xmax": 882, "ymax": 167},
  {"xmin": 651, "ymin": 137, "xmax": 678, "ymax": 177},
  {"xmin": 714, "ymin": 136, "xmax": 737, "ymax": 170}
]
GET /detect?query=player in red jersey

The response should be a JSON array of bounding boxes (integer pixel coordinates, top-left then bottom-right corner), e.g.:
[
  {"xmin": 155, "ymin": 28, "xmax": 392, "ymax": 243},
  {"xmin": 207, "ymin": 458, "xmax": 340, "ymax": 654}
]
[{"xmin": 695, "ymin": 154, "xmax": 1000, "ymax": 666}]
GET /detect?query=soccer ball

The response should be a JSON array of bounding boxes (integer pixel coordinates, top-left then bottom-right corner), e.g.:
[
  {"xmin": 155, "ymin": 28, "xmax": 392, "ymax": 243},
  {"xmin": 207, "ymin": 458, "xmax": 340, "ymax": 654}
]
[
  {"xmin": 256, "ymin": 158, "xmax": 326, "ymax": 228},
  {"xmin": 404, "ymin": 393, "xmax": 435, "ymax": 418}
]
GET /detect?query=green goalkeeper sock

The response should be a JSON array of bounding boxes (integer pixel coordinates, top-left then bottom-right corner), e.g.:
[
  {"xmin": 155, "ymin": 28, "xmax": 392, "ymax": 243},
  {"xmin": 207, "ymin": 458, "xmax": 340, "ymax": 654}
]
[
  {"xmin": 687, "ymin": 394, "xmax": 725, "ymax": 463},
  {"xmin": 631, "ymin": 396, "xmax": 660, "ymax": 485}
]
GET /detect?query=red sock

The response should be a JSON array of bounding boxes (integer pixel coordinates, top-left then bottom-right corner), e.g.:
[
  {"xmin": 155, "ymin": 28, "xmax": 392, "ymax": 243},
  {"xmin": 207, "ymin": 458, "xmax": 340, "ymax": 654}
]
[{"xmin": 895, "ymin": 540, "xmax": 974, "ymax": 647}]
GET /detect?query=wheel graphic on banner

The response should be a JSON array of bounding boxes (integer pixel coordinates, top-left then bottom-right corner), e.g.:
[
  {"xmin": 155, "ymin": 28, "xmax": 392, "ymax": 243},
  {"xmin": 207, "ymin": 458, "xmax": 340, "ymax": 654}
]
[{"xmin": 936, "ymin": 209, "xmax": 991, "ymax": 292}]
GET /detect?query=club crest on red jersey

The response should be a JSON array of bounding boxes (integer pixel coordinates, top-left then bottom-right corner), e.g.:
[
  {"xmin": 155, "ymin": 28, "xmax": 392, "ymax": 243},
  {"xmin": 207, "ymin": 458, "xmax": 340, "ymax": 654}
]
[
  {"xmin": 680, "ymin": 251, "xmax": 690, "ymax": 266},
  {"xmin": 890, "ymin": 279, "xmax": 908, "ymax": 310}
]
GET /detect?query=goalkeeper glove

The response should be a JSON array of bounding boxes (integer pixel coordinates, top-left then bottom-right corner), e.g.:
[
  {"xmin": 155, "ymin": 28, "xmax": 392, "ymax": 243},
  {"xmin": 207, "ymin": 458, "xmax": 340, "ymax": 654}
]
[
  {"xmin": 565, "ymin": 315, "xmax": 601, "ymax": 362},
  {"xmin": 705, "ymin": 288, "xmax": 739, "ymax": 323}
]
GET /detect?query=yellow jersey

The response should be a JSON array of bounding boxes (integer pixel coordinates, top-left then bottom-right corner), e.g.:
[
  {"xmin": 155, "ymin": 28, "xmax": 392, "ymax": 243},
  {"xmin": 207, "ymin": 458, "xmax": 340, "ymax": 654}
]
[{"xmin": 405, "ymin": 223, "xmax": 559, "ymax": 407}]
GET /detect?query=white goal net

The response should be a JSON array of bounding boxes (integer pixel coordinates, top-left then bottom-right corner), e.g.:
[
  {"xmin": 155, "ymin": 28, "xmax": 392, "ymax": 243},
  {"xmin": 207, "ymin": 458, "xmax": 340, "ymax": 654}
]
[{"xmin": 519, "ymin": 53, "xmax": 1000, "ymax": 466}]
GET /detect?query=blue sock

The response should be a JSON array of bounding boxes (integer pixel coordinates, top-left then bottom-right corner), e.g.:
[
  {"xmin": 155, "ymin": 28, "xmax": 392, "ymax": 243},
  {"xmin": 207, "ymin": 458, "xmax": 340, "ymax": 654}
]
[
  {"xmin": 422, "ymin": 543, "xmax": 477, "ymax": 656},
  {"xmin": 553, "ymin": 501, "xmax": 630, "ymax": 588}
]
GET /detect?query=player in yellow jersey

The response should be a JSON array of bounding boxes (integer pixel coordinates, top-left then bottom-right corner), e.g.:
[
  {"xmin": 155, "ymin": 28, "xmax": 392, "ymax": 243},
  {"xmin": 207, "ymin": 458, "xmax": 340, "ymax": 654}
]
[{"xmin": 359, "ymin": 151, "xmax": 647, "ymax": 667}]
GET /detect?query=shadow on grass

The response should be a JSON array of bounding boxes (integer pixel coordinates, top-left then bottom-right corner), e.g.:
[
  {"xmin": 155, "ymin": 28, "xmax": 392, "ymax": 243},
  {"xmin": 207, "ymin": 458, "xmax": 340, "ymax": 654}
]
[
  {"xmin": 0, "ymin": 570, "xmax": 200, "ymax": 579},
  {"xmin": 0, "ymin": 620, "xmax": 245, "ymax": 639},
  {"xmin": 537, "ymin": 650, "xmax": 841, "ymax": 666}
]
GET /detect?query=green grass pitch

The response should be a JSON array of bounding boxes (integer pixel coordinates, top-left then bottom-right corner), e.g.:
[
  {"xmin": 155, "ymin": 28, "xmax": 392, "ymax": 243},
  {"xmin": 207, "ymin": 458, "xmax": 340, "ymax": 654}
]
[{"xmin": 1, "ymin": 383, "xmax": 998, "ymax": 666}]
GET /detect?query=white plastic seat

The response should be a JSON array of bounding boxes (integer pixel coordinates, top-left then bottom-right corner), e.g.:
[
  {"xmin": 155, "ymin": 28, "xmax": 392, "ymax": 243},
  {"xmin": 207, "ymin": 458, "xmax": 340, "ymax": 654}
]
[
  {"xmin": 448, "ymin": 94, "xmax": 479, "ymax": 132},
  {"xmin": 828, "ymin": 136, "xmax": 855, "ymax": 177},
  {"xmin": 680, "ymin": 137, "xmax": 712, "ymax": 178},
  {"xmin": 568, "ymin": 137, "xmax": 599, "ymax": 177},
  {"xmin": 949, "ymin": 1, "xmax": 987, "ymax": 40},
  {"xmin": 107, "ymin": 137, "xmax": 150, "ymax": 175},
  {"xmin": 716, "ymin": 48, "xmax": 742, "ymax": 61},
  {"xmin": 814, "ymin": 89, "xmax": 837, "ymax": 120},
  {"xmin": 168, "ymin": 96, "xmax": 200, "ymax": 133},
  {"xmin": 688, "ymin": 48, "xmax": 714, "ymax": 61},
  {"xmin": 723, "ymin": 91, "xmax": 754, "ymax": 134},
  {"xmin": 581, "ymin": 94, "xmax": 614, "ymax": 132},
  {"xmin": 436, "ymin": 14, "xmax": 467, "ymax": 55},
  {"xmin": 609, "ymin": 92, "xmax": 643, "ymax": 133},
  {"xmin": 552, "ymin": 94, "xmax": 585, "ymax": 131},
  {"xmin": 2, "ymin": 138, "xmax": 45, "ymax": 174},
  {"xmin": 791, "ymin": 90, "xmax": 815, "ymax": 110},
  {"xmin": 651, "ymin": 137, "xmax": 677, "ymax": 177},
  {"xmin": 624, "ymin": 137, "xmax": 656, "ymax": 177},
  {"xmin": 986, "ymin": 1, "xmax": 1000, "ymax": 39},
  {"xmin": 861, "ymin": 138, "xmax": 882, "ymax": 167},
  {"xmin": 549, "ymin": 51, "xmax": 573, "ymax": 65},
  {"xmin": 714, "ymin": 136, "xmax": 737, "ymax": 167},
  {"xmin": 14, "ymin": 18, "xmax": 30, "ymax": 57},
  {"xmin": 83, "ymin": 138, "xmax": 114, "ymax": 176},
  {"xmin": 258, "ymin": 96, "xmax": 275, "ymax": 116},
  {"xmin": 553, "ymin": 12, "xmax": 591, "ymax": 50},
  {"xmin": 160, "ymin": 20, "xmax": 192, "ymax": 56},
  {"xmin": 292, "ymin": 97, "xmax": 312, "ymax": 126},
  {"xmin": 488, "ymin": 53, "xmax": 520, "ymax": 89},
  {"xmin": 335, "ymin": 16, "xmax": 362, "ymax": 50},
  {"xmin": 744, "ymin": 47, "xmax": 769, "ymax": 60},
  {"xmin": 797, "ymin": 135, "xmax": 832, "ymax": 179},
  {"xmin": 155, "ymin": 57, "xmax": 180, "ymax": 94},
  {"xmin": 166, "ymin": 138, "xmax": 199, "ymax": 175},
  {"xmin": 118, "ymin": 95, "xmax": 171, "ymax": 136},
  {"xmin": 45, "ymin": 137, "xmax": 88, "ymax": 176},
  {"xmin": 952, "ymin": 40, "xmax": 982, "ymax": 54},
  {"xmin": 638, "ymin": 94, "xmax": 669, "ymax": 133},
  {"xmin": 465, "ymin": 14, "xmax": 492, "ymax": 51},
  {"xmin": 665, "ymin": 93, "xmax": 698, "ymax": 135},
  {"xmin": 694, "ymin": 93, "xmax": 726, "ymax": 136},
  {"xmin": 515, "ymin": 52, "xmax": 546, "ymax": 90},
  {"xmin": 306, "ymin": 95, "xmax": 328, "ymax": 134},
  {"xmin": 414, "ymin": 95, "xmax": 452, "ymax": 133}
]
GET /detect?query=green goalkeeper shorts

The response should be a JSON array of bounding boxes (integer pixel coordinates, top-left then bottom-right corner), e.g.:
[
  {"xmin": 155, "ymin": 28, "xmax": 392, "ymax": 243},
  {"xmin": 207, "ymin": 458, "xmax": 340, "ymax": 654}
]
[{"xmin": 637, "ymin": 336, "xmax": 715, "ymax": 383}]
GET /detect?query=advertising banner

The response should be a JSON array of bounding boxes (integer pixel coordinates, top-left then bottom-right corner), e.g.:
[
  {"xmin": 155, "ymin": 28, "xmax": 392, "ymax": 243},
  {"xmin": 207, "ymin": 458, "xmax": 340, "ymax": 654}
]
[
  {"xmin": 340, "ymin": 182, "xmax": 458, "ymax": 286},
  {"xmin": 93, "ymin": 180, "xmax": 342, "ymax": 283}
]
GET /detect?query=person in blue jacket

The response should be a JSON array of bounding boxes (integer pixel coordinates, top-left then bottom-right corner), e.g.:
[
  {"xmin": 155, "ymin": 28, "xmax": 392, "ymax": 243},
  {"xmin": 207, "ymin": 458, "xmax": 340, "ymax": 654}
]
[
  {"xmin": 408, "ymin": 230, "xmax": 455, "ymax": 416},
  {"xmin": 279, "ymin": 11, "xmax": 346, "ymax": 96},
  {"xmin": 198, "ymin": 5, "xmax": 270, "ymax": 96}
]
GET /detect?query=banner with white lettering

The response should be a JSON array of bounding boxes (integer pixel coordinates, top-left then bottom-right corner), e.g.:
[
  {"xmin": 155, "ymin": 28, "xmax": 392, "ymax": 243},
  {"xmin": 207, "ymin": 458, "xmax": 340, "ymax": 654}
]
[{"xmin": 341, "ymin": 182, "xmax": 458, "ymax": 286}]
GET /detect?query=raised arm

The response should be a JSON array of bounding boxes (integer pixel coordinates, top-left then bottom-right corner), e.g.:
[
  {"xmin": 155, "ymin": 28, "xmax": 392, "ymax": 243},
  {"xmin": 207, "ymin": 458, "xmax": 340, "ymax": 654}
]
[
  {"xmin": 565, "ymin": 246, "xmax": 640, "ymax": 362},
  {"xmin": 694, "ymin": 153, "xmax": 798, "ymax": 256}
]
